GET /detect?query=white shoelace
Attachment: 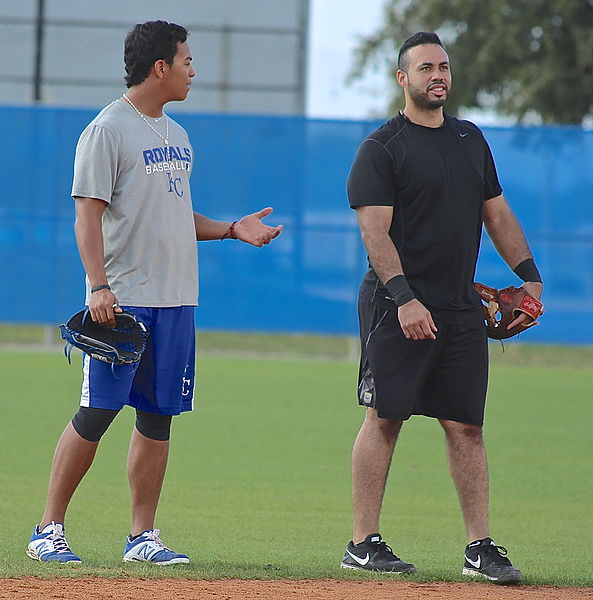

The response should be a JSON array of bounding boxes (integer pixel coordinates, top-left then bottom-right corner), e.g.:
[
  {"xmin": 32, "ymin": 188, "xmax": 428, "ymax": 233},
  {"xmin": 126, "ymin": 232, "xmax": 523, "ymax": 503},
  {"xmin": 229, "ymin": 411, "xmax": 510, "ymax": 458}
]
[
  {"xmin": 143, "ymin": 529, "xmax": 172, "ymax": 551},
  {"xmin": 48, "ymin": 524, "xmax": 71, "ymax": 553}
]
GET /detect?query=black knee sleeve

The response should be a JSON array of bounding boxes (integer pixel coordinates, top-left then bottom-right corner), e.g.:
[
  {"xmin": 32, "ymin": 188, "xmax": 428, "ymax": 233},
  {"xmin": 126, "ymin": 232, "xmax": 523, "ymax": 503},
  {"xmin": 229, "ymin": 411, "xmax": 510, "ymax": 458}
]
[
  {"xmin": 135, "ymin": 409, "xmax": 172, "ymax": 441},
  {"xmin": 71, "ymin": 406, "xmax": 119, "ymax": 442}
]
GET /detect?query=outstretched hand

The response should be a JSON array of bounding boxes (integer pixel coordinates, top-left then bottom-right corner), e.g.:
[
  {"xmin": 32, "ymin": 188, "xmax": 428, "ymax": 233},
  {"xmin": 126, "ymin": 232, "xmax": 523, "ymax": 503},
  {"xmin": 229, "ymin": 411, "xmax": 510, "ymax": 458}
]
[{"xmin": 233, "ymin": 207, "xmax": 283, "ymax": 247}]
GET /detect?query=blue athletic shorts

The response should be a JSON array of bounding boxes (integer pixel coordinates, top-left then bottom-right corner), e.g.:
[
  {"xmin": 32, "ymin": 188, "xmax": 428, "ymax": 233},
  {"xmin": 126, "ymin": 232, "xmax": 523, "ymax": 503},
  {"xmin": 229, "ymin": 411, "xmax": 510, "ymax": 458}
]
[{"xmin": 80, "ymin": 306, "xmax": 196, "ymax": 415}]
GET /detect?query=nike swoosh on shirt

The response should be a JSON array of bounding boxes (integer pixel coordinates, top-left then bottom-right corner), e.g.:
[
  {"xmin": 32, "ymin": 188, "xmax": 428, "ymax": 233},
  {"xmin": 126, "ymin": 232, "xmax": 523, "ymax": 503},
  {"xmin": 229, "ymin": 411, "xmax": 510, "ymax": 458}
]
[
  {"xmin": 459, "ymin": 132, "xmax": 469, "ymax": 138},
  {"xmin": 465, "ymin": 555, "xmax": 481, "ymax": 568},
  {"xmin": 346, "ymin": 549, "xmax": 370, "ymax": 566}
]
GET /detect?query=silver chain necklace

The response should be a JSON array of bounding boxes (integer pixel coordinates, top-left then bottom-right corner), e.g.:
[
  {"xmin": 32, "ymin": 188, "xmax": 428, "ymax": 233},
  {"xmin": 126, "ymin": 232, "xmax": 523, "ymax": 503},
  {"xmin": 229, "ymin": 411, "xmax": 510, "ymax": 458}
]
[{"xmin": 122, "ymin": 94, "xmax": 169, "ymax": 146}]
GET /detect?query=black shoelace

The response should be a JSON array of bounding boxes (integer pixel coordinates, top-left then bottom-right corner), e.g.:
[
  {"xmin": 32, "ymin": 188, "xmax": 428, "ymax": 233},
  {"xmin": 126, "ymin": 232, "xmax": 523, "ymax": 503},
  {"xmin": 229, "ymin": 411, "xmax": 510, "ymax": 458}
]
[
  {"xmin": 483, "ymin": 543, "xmax": 512, "ymax": 564},
  {"xmin": 374, "ymin": 540, "xmax": 401, "ymax": 560}
]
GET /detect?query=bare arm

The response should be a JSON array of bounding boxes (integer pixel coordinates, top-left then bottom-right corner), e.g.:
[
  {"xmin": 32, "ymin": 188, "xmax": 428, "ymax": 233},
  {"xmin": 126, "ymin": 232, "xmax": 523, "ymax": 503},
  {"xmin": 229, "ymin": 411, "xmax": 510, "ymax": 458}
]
[
  {"xmin": 74, "ymin": 197, "xmax": 121, "ymax": 326},
  {"xmin": 356, "ymin": 205, "xmax": 437, "ymax": 340},
  {"xmin": 483, "ymin": 194, "xmax": 543, "ymax": 326},
  {"xmin": 193, "ymin": 213, "xmax": 233, "ymax": 240},
  {"xmin": 483, "ymin": 194, "xmax": 533, "ymax": 268},
  {"xmin": 356, "ymin": 205, "xmax": 404, "ymax": 283},
  {"xmin": 194, "ymin": 207, "xmax": 283, "ymax": 246}
]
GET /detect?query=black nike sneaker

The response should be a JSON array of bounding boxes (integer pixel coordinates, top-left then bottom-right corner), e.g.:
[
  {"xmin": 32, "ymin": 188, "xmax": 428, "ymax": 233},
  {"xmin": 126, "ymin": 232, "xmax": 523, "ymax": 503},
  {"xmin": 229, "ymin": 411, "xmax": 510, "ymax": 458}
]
[
  {"xmin": 462, "ymin": 537, "xmax": 522, "ymax": 585},
  {"xmin": 340, "ymin": 533, "xmax": 416, "ymax": 573}
]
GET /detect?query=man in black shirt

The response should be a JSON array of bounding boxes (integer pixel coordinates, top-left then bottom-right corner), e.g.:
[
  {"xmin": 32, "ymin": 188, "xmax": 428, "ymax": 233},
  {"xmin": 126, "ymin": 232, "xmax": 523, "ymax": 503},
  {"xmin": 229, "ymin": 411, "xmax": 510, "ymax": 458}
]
[{"xmin": 340, "ymin": 32, "xmax": 542, "ymax": 585}]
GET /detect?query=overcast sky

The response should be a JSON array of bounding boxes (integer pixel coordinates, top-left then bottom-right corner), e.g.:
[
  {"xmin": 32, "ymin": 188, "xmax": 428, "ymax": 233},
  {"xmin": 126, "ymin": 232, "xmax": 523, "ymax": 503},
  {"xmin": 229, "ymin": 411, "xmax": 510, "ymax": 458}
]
[
  {"xmin": 306, "ymin": 0, "xmax": 390, "ymax": 120},
  {"xmin": 305, "ymin": 0, "xmax": 506, "ymax": 125}
]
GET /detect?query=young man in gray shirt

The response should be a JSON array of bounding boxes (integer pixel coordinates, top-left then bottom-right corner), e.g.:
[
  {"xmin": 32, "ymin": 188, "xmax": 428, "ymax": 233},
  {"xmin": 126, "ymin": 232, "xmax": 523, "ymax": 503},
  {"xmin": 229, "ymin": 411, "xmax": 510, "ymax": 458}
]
[{"xmin": 27, "ymin": 20, "xmax": 282, "ymax": 565}]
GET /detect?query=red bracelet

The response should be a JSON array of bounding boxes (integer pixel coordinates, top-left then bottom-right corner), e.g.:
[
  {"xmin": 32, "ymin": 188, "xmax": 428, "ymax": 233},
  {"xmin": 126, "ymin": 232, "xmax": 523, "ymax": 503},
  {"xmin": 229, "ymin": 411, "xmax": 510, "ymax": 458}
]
[{"xmin": 221, "ymin": 221, "xmax": 237, "ymax": 240}]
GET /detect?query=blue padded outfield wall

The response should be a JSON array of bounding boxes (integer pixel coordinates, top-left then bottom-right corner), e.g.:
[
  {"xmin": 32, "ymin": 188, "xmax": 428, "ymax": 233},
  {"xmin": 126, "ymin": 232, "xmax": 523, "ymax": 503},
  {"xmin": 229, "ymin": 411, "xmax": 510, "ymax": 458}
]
[{"xmin": 1, "ymin": 105, "xmax": 591, "ymax": 344}]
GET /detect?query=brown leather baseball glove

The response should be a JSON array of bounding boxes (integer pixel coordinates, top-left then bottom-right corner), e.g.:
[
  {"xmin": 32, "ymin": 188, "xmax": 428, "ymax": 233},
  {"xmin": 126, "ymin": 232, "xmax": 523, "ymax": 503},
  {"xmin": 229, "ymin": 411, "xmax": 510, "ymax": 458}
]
[{"xmin": 474, "ymin": 283, "xmax": 544, "ymax": 340}]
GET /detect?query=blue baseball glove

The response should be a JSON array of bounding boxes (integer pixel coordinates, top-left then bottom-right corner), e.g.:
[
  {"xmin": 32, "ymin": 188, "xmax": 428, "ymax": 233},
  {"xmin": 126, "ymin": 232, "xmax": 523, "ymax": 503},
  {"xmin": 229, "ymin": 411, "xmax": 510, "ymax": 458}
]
[{"xmin": 60, "ymin": 309, "xmax": 149, "ymax": 365}]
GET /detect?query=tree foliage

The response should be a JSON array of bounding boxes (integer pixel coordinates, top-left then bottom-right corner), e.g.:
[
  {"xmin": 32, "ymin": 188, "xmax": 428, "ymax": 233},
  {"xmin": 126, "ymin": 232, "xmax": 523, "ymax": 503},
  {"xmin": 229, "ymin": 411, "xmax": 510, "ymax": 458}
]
[{"xmin": 349, "ymin": 0, "xmax": 593, "ymax": 124}]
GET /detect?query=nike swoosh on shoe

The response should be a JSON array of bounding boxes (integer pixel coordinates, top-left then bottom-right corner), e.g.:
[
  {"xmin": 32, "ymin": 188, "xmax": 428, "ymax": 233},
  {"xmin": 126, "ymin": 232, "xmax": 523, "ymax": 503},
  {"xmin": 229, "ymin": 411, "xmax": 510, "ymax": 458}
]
[
  {"xmin": 346, "ymin": 549, "xmax": 370, "ymax": 566},
  {"xmin": 465, "ymin": 555, "xmax": 481, "ymax": 568}
]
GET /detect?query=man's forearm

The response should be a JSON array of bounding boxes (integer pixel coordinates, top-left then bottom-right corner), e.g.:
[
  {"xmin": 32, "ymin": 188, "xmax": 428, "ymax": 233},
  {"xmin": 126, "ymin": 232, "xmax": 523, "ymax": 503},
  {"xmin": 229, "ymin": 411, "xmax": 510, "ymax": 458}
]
[
  {"xmin": 193, "ymin": 212, "xmax": 234, "ymax": 241},
  {"xmin": 75, "ymin": 218, "xmax": 108, "ymax": 287},
  {"xmin": 362, "ymin": 230, "xmax": 405, "ymax": 284},
  {"xmin": 363, "ymin": 232, "xmax": 417, "ymax": 306},
  {"xmin": 74, "ymin": 198, "xmax": 110, "ymax": 287},
  {"xmin": 483, "ymin": 195, "xmax": 537, "ymax": 272},
  {"xmin": 484, "ymin": 211, "xmax": 533, "ymax": 271}
]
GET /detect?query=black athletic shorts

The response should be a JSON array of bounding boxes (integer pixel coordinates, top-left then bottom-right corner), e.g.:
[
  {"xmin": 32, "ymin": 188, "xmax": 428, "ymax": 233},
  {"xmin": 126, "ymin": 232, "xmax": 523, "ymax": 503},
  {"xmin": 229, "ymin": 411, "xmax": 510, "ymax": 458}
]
[{"xmin": 357, "ymin": 297, "xmax": 489, "ymax": 425}]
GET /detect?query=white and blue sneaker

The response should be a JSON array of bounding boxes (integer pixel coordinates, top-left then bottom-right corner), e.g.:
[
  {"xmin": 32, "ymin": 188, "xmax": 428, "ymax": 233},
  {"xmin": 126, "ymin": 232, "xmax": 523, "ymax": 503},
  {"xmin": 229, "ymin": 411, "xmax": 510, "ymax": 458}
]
[
  {"xmin": 26, "ymin": 522, "xmax": 82, "ymax": 563},
  {"xmin": 123, "ymin": 529, "xmax": 189, "ymax": 565}
]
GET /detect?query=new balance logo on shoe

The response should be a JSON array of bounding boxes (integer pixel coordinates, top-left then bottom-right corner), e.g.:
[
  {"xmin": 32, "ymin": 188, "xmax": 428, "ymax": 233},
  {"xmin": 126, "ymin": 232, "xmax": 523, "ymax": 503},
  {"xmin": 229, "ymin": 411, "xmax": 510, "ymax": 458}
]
[
  {"xmin": 123, "ymin": 529, "xmax": 189, "ymax": 565},
  {"xmin": 140, "ymin": 545, "xmax": 156, "ymax": 560},
  {"xmin": 37, "ymin": 541, "xmax": 50, "ymax": 554},
  {"xmin": 26, "ymin": 522, "xmax": 82, "ymax": 563}
]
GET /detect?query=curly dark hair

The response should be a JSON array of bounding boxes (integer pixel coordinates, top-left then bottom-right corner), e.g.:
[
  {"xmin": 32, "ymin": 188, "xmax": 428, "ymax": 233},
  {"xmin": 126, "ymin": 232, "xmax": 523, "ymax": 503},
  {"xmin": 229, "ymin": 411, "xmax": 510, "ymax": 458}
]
[{"xmin": 124, "ymin": 20, "xmax": 188, "ymax": 88}]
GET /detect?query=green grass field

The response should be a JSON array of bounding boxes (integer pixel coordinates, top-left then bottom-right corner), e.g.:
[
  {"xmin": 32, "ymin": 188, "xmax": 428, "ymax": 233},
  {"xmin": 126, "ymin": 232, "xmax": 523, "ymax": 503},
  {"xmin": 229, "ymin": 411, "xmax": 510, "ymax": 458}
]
[{"xmin": 0, "ymin": 344, "xmax": 591, "ymax": 586}]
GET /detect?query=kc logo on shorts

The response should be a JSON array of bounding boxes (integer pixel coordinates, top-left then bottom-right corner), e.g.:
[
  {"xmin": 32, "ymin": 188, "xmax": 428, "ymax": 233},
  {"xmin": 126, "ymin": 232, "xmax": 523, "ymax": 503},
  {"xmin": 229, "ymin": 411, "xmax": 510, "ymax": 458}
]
[{"xmin": 181, "ymin": 365, "xmax": 193, "ymax": 397}]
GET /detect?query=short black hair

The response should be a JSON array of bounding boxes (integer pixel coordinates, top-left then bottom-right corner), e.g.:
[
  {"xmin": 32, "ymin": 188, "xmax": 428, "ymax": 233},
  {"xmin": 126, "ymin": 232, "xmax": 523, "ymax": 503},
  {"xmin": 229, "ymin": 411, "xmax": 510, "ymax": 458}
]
[
  {"xmin": 124, "ymin": 20, "xmax": 188, "ymax": 88},
  {"xmin": 398, "ymin": 32, "xmax": 444, "ymax": 72}
]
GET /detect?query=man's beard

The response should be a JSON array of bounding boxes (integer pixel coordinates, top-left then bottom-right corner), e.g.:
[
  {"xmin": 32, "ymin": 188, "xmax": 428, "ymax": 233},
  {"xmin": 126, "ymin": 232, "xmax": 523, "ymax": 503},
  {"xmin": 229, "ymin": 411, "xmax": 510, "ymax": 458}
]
[{"xmin": 407, "ymin": 83, "xmax": 447, "ymax": 110}]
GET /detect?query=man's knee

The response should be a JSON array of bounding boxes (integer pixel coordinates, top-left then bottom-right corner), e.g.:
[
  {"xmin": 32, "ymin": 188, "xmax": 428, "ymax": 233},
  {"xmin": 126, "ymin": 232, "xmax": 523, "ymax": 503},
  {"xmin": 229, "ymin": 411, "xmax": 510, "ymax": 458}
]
[
  {"xmin": 135, "ymin": 409, "xmax": 172, "ymax": 441},
  {"xmin": 364, "ymin": 408, "xmax": 403, "ymax": 440},
  {"xmin": 71, "ymin": 406, "xmax": 119, "ymax": 442},
  {"xmin": 440, "ymin": 419, "xmax": 484, "ymax": 443}
]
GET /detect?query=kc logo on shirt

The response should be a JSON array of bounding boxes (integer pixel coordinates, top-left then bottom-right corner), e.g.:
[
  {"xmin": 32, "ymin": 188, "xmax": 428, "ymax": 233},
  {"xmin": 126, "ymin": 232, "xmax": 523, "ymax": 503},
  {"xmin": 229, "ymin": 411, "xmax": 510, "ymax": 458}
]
[{"xmin": 142, "ymin": 146, "xmax": 192, "ymax": 198}]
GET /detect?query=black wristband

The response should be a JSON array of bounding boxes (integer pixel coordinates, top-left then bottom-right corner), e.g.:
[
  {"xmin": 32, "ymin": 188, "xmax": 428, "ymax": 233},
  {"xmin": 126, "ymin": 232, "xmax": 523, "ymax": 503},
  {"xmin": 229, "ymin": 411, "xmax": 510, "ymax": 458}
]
[
  {"xmin": 513, "ymin": 258, "xmax": 542, "ymax": 283},
  {"xmin": 385, "ymin": 275, "xmax": 415, "ymax": 307},
  {"xmin": 90, "ymin": 284, "xmax": 111, "ymax": 294}
]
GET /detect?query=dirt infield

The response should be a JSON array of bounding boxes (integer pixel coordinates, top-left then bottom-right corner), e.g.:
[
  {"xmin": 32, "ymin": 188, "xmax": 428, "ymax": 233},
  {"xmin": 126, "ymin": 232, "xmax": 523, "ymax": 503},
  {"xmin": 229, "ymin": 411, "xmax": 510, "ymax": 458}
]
[{"xmin": 3, "ymin": 578, "xmax": 593, "ymax": 600}]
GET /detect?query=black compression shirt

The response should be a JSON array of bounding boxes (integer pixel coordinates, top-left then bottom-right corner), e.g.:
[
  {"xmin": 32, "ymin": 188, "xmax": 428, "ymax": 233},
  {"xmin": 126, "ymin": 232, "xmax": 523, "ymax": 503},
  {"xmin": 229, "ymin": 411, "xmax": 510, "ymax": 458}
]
[{"xmin": 348, "ymin": 113, "xmax": 502, "ymax": 324}]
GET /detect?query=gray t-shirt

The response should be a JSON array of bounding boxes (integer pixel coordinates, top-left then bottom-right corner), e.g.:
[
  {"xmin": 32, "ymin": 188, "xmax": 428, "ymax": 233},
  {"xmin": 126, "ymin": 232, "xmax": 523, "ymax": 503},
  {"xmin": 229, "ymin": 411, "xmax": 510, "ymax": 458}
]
[{"xmin": 72, "ymin": 99, "xmax": 198, "ymax": 307}]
